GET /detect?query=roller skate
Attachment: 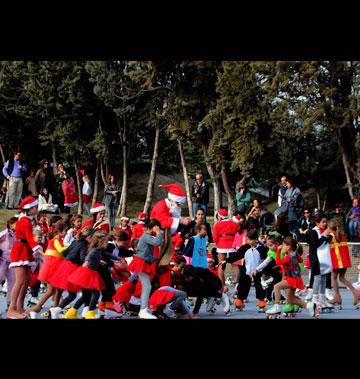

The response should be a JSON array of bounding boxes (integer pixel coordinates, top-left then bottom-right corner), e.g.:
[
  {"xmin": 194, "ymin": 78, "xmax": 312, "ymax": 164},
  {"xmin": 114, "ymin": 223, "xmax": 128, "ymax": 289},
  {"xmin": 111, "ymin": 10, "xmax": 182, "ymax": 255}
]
[
  {"xmin": 256, "ymin": 299, "xmax": 267, "ymax": 313},
  {"xmin": 265, "ymin": 303, "xmax": 282, "ymax": 319},
  {"xmin": 282, "ymin": 304, "xmax": 300, "ymax": 317},
  {"xmin": 305, "ymin": 288, "xmax": 313, "ymax": 301},
  {"xmin": 85, "ymin": 310, "xmax": 98, "ymax": 319},
  {"xmin": 125, "ymin": 303, "xmax": 140, "ymax": 317},
  {"xmin": 222, "ymin": 293, "xmax": 231, "ymax": 315},
  {"xmin": 327, "ymin": 293, "xmax": 342, "ymax": 309},
  {"xmin": 138, "ymin": 308, "xmax": 157, "ymax": 319},
  {"xmin": 64, "ymin": 307, "xmax": 78, "ymax": 319},
  {"xmin": 325, "ymin": 288, "xmax": 335, "ymax": 301},
  {"xmin": 49, "ymin": 307, "xmax": 63, "ymax": 319},
  {"xmin": 39, "ymin": 283, "xmax": 47, "ymax": 294},
  {"xmin": 40, "ymin": 310, "xmax": 51, "ymax": 319},
  {"xmin": 234, "ymin": 299, "xmax": 245, "ymax": 311},
  {"xmin": 206, "ymin": 297, "xmax": 216, "ymax": 314},
  {"xmin": 0, "ymin": 282, "xmax": 7, "ymax": 296},
  {"xmin": 312, "ymin": 295, "xmax": 321, "ymax": 318},
  {"xmin": 319, "ymin": 295, "xmax": 334, "ymax": 314},
  {"xmin": 104, "ymin": 302, "xmax": 123, "ymax": 319}
]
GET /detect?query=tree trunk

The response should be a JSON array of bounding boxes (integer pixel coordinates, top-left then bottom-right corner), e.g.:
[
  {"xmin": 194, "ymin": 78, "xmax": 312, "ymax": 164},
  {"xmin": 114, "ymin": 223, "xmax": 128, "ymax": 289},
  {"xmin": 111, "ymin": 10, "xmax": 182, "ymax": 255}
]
[
  {"xmin": 92, "ymin": 158, "xmax": 100, "ymax": 207},
  {"xmin": 51, "ymin": 140, "xmax": 57, "ymax": 175},
  {"xmin": 143, "ymin": 124, "xmax": 160, "ymax": 216},
  {"xmin": 316, "ymin": 189, "xmax": 321, "ymax": 210},
  {"xmin": 100, "ymin": 157, "xmax": 107, "ymax": 186},
  {"xmin": 322, "ymin": 194, "xmax": 327, "ymax": 211},
  {"xmin": 0, "ymin": 144, "xmax": 6, "ymax": 164},
  {"xmin": 73, "ymin": 158, "xmax": 83, "ymax": 215},
  {"xmin": 221, "ymin": 166, "xmax": 235, "ymax": 216},
  {"xmin": 178, "ymin": 139, "xmax": 193, "ymax": 218},
  {"xmin": 118, "ymin": 119, "xmax": 128, "ymax": 217},
  {"xmin": 105, "ymin": 157, "xmax": 110, "ymax": 180},
  {"xmin": 202, "ymin": 144, "xmax": 220, "ymax": 218},
  {"xmin": 340, "ymin": 149, "xmax": 354, "ymax": 199}
]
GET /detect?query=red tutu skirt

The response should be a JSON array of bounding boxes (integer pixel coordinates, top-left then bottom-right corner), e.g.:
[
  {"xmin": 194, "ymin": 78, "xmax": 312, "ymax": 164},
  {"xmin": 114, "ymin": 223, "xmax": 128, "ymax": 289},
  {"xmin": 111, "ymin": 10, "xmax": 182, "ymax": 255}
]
[
  {"xmin": 82, "ymin": 194, "xmax": 92, "ymax": 204},
  {"xmin": 50, "ymin": 259, "xmax": 81, "ymax": 292},
  {"xmin": 128, "ymin": 256, "xmax": 152, "ymax": 275},
  {"xmin": 38, "ymin": 255, "xmax": 63, "ymax": 284},
  {"xmin": 113, "ymin": 280, "xmax": 136, "ymax": 304},
  {"xmin": 285, "ymin": 276, "xmax": 304, "ymax": 290},
  {"xmin": 68, "ymin": 266, "xmax": 105, "ymax": 291},
  {"xmin": 149, "ymin": 289, "xmax": 176, "ymax": 311}
]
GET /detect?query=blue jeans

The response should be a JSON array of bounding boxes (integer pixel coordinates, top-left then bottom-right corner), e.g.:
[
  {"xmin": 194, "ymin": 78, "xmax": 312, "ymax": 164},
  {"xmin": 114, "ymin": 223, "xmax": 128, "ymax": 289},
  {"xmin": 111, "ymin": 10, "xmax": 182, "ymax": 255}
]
[
  {"xmin": 106, "ymin": 204, "xmax": 116, "ymax": 230},
  {"xmin": 192, "ymin": 203, "xmax": 207, "ymax": 221}
]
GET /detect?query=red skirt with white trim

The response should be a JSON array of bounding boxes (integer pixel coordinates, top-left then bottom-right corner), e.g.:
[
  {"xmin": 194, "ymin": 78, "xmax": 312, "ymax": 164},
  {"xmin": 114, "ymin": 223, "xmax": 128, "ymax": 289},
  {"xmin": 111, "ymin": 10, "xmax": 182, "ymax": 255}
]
[
  {"xmin": 68, "ymin": 266, "xmax": 105, "ymax": 291},
  {"xmin": 50, "ymin": 259, "xmax": 81, "ymax": 292},
  {"xmin": 149, "ymin": 289, "xmax": 176, "ymax": 311},
  {"xmin": 38, "ymin": 255, "xmax": 63, "ymax": 284},
  {"xmin": 82, "ymin": 194, "xmax": 92, "ymax": 204},
  {"xmin": 285, "ymin": 276, "xmax": 304, "ymax": 290},
  {"xmin": 128, "ymin": 256, "xmax": 152, "ymax": 275}
]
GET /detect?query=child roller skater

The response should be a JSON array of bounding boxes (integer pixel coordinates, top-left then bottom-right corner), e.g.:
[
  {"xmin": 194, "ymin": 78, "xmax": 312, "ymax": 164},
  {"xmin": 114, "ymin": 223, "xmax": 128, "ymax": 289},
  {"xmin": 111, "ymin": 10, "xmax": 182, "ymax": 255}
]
[
  {"xmin": 127, "ymin": 219, "xmax": 163, "ymax": 319},
  {"xmin": 182, "ymin": 224, "xmax": 208, "ymax": 269},
  {"xmin": 7, "ymin": 196, "xmax": 43, "ymax": 319},
  {"xmin": 266, "ymin": 237, "xmax": 315, "ymax": 318}
]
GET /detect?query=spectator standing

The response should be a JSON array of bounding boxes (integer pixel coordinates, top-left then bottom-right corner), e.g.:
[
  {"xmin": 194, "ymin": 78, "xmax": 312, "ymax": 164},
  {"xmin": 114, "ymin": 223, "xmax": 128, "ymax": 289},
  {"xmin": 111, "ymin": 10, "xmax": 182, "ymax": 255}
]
[
  {"xmin": 236, "ymin": 182, "xmax": 252, "ymax": 214},
  {"xmin": 103, "ymin": 174, "xmax": 121, "ymax": 231},
  {"xmin": 82, "ymin": 175, "xmax": 92, "ymax": 216},
  {"xmin": 25, "ymin": 170, "xmax": 38, "ymax": 197},
  {"xmin": 55, "ymin": 164, "xmax": 69, "ymax": 213},
  {"xmin": 35, "ymin": 159, "xmax": 55, "ymax": 195},
  {"xmin": 191, "ymin": 172, "xmax": 209, "ymax": 222},
  {"xmin": 283, "ymin": 178, "xmax": 304, "ymax": 234},
  {"xmin": 2, "ymin": 151, "xmax": 28, "ymax": 209}
]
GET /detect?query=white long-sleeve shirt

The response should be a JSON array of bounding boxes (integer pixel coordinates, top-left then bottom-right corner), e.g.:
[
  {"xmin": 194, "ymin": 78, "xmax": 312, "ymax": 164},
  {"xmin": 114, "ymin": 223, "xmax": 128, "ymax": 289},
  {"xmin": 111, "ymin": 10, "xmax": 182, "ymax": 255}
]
[
  {"xmin": 82, "ymin": 182, "xmax": 92, "ymax": 196},
  {"xmin": 244, "ymin": 247, "xmax": 262, "ymax": 276}
]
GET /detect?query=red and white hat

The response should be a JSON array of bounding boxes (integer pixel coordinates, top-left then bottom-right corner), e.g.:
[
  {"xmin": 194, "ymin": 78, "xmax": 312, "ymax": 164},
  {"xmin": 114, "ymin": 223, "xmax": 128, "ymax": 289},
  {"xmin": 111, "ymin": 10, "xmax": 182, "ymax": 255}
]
[
  {"xmin": 217, "ymin": 208, "xmax": 228, "ymax": 219},
  {"xmin": 120, "ymin": 216, "xmax": 130, "ymax": 222},
  {"xmin": 207, "ymin": 253, "xmax": 215, "ymax": 263},
  {"xmin": 159, "ymin": 183, "xmax": 186, "ymax": 204},
  {"xmin": 137, "ymin": 212, "xmax": 147, "ymax": 220},
  {"xmin": 19, "ymin": 196, "xmax": 39, "ymax": 210},
  {"xmin": 90, "ymin": 203, "xmax": 106, "ymax": 214},
  {"xmin": 232, "ymin": 214, "xmax": 242, "ymax": 223}
]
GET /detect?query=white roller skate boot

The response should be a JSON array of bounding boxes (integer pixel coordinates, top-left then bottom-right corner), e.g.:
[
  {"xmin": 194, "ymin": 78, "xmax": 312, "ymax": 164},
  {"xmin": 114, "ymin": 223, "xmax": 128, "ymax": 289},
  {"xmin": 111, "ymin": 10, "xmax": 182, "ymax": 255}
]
[
  {"xmin": 1, "ymin": 281, "xmax": 7, "ymax": 295},
  {"xmin": 49, "ymin": 306, "xmax": 62, "ymax": 319},
  {"xmin": 138, "ymin": 308, "xmax": 157, "ymax": 319},
  {"xmin": 325, "ymin": 288, "xmax": 335, "ymax": 301},
  {"xmin": 81, "ymin": 306, "xmax": 89, "ymax": 319},
  {"xmin": 221, "ymin": 293, "xmax": 231, "ymax": 315},
  {"xmin": 29, "ymin": 311, "xmax": 38, "ymax": 319},
  {"xmin": 265, "ymin": 303, "xmax": 282, "ymax": 316}
]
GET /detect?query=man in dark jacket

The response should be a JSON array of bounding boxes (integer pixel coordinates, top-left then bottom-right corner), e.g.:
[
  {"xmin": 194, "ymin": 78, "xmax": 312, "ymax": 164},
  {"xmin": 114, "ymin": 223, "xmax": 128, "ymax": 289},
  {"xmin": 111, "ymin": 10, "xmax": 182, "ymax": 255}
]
[{"xmin": 191, "ymin": 172, "xmax": 209, "ymax": 222}]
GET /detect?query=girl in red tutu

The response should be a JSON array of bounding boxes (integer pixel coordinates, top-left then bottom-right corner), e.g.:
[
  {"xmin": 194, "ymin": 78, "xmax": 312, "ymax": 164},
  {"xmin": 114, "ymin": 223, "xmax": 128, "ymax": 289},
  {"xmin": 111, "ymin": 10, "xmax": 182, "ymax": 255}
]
[
  {"xmin": 7, "ymin": 196, "xmax": 43, "ymax": 319},
  {"xmin": 65, "ymin": 231, "xmax": 119, "ymax": 319},
  {"xmin": 48, "ymin": 226, "xmax": 93, "ymax": 319},
  {"xmin": 128, "ymin": 219, "xmax": 163, "ymax": 319},
  {"xmin": 28, "ymin": 220, "xmax": 68, "ymax": 318},
  {"xmin": 328, "ymin": 219, "xmax": 360, "ymax": 307},
  {"xmin": 266, "ymin": 237, "xmax": 315, "ymax": 317}
]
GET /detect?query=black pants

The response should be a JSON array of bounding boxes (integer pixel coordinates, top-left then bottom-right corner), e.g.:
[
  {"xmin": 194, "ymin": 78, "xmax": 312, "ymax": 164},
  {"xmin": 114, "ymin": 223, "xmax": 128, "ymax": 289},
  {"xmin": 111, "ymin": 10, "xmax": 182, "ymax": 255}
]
[
  {"xmin": 30, "ymin": 281, "xmax": 41, "ymax": 297},
  {"xmin": 309, "ymin": 271, "xmax": 331, "ymax": 289},
  {"xmin": 59, "ymin": 291, "xmax": 77, "ymax": 309},
  {"xmin": 74, "ymin": 289, "xmax": 100, "ymax": 311},
  {"xmin": 237, "ymin": 272, "xmax": 265, "ymax": 301},
  {"xmin": 263, "ymin": 265, "xmax": 282, "ymax": 302},
  {"xmin": 99, "ymin": 267, "xmax": 116, "ymax": 302}
]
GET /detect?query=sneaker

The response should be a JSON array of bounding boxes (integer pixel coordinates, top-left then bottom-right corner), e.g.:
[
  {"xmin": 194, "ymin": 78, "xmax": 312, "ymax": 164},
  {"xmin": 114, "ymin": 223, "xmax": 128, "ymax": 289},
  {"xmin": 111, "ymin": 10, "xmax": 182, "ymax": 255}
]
[{"xmin": 138, "ymin": 308, "xmax": 157, "ymax": 319}]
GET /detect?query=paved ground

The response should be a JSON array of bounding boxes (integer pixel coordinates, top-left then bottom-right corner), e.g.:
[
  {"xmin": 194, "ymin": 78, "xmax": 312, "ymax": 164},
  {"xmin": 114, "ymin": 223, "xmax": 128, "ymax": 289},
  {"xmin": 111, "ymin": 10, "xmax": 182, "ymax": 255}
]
[{"xmin": 0, "ymin": 285, "xmax": 359, "ymax": 319}]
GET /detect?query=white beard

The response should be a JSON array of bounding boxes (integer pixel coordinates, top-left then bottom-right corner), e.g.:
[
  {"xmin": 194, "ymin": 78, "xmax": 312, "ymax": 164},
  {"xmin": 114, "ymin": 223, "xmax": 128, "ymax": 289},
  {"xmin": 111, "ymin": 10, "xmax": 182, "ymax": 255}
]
[{"xmin": 166, "ymin": 199, "xmax": 182, "ymax": 218}]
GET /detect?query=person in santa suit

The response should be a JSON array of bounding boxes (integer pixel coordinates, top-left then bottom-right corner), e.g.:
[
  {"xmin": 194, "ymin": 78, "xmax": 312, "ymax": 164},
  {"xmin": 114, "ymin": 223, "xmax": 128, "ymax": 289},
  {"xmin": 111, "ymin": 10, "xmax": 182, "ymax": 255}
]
[
  {"xmin": 62, "ymin": 176, "xmax": 78, "ymax": 211},
  {"xmin": 115, "ymin": 216, "xmax": 132, "ymax": 248},
  {"xmin": 131, "ymin": 212, "xmax": 147, "ymax": 241},
  {"xmin": 7, "ymin": 196, "xmax": 44, "ymax": 319},
  {"xmin": 213, "ymin": 208, "xmax": 238, "ymax": 292},
  {"xmin": 150, "ymin": 183, "xmax": 192, "ymax": 287},
  {"xmin": 80, "ymin": 203, "xmax": 110, "ymax": 234}
]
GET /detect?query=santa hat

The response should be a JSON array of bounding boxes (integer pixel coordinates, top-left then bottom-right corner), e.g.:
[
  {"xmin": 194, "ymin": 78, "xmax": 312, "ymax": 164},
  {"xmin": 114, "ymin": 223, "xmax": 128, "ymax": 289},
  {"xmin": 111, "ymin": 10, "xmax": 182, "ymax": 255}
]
[
  {"xmin": 120, "ymin": 216, "xmax": 130, "ymax": 222},
  {"xmin": 232, "ymin": 214, "xmax": 241, "ymax": 223},
  {"xmin": 90, "ymin": 203, "xmax": 106, "ymax": 214},
  {"xmin": 159, "ymin": 183, "xmax": 186, "ymax": 204},
  {"xmin": 207, "ymin": 253, "xmax": 215, "ymax": 263},
  {"xmin": 137, "ymin": 212, "xmax": 147, "ymax": 221},
  {"xmin": 217, "ymin": 208, "xmax": 228, "ymax": 219},
  {"xmin": 19, "ymin": 196, "xmax": 39, "ymax": 210}
]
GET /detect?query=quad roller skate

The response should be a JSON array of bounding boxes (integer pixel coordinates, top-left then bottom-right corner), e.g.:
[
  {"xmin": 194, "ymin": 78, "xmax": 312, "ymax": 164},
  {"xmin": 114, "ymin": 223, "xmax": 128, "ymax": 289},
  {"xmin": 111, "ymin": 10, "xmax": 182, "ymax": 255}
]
[
  {"xmin": 265, "ymin": 303, "xmax": 282, "ymax": 319},
  {"xmin": 234, "ymin": 299, "xmax": 245, "ymax": 311},
  {"xmin": 222, "ymin": 293, "xmax": 231, "ymax": 316},
  {"xmin": 206, "ymin": 297, "xmax": 217, "ymax": 314},
  {"xmin": 103, "ymin": 303, "xmax": 123, "ymax": 319},
  {"xmin": 282, "ymin": 304, "xmax": 301, "ymax": 317},
  {"xmin": 256, "ymin": 299, "xmax": 267, "ymax": 313},
  {"xmin": 124, "ymin": 303, "xmax": 140, "ymax": 317},
  {"xmin": 27, "ymin": 297, "xmax": 39, "ymax": 306}
]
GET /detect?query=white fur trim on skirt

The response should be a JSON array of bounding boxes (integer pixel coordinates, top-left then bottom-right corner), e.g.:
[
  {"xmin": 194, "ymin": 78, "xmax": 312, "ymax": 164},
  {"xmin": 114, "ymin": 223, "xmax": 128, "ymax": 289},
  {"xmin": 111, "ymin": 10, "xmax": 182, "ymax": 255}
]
[
  {"xmin": 9, "ymin": 260, "xmax": 36, "ymax": 268},
  {"xmin": 64, "ymin": 202, "xmax": 79, "ymax": 208},
  {"xmin": 216, "ymin": 248, "xmax": 235, "ymax": 254}
]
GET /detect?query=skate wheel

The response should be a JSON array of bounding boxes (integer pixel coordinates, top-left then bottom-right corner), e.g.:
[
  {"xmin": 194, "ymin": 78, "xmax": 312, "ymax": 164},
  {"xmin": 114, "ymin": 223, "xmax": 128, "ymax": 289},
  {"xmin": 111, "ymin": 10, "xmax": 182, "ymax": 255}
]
[
  {"xmin": 276, "ymin": 315, "xmax": 282, "ymax": 319},
  {"xmin": 41, "ymin": 311, "xmax": 50, "ymax": 318}
]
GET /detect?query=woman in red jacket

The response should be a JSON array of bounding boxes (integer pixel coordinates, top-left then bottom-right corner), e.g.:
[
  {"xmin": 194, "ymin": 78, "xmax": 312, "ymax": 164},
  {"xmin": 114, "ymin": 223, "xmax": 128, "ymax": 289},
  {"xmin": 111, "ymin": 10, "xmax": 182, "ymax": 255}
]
[{"xmin": 7, "ymin": 196, "xmax": 43, "ymax": 319}]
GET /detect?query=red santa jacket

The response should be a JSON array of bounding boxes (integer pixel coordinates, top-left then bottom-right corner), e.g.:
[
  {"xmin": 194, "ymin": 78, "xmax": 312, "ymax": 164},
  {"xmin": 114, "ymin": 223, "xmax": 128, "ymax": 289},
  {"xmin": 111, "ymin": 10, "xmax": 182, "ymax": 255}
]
[
  {"xmin": 150, "ymin": 199, "xmax": 179, "ymax": 234},
  {"xmin": 213, "ymin": 219, "xmax": 238, "ymax": 253},
  {"xmin": 62, "ymin": 177, "xmax": 78, "ymax": 207},
  {"xmin": 10, "ymin": 216, "xmax": 42, "ymax": 266}
]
